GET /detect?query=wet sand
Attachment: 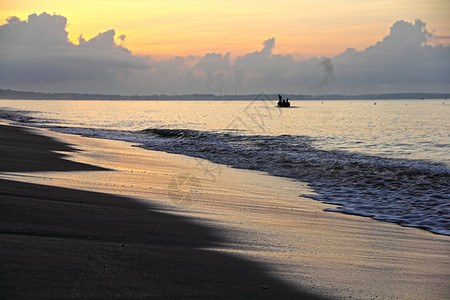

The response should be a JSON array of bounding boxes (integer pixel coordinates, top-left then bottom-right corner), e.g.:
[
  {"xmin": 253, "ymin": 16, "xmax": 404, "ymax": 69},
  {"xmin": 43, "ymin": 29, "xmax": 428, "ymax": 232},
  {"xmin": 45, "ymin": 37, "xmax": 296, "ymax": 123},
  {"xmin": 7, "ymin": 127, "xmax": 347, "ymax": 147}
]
[
  {"xmin": 1, "ymin": 124, "xmax": 449, "ymax": 299},
  {"xmin": 0, "ymin": 125, "xmax": 320, "ymax": 299}
]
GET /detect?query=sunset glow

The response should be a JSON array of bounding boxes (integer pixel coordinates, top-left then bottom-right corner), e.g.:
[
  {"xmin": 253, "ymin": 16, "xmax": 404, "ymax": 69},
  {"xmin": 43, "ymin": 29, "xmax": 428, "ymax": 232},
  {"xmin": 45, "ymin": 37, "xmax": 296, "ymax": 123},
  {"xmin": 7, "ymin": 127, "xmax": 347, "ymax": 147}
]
[
  {"xmin": 1, "ymin": 1, "xmax": 450, "ymax": 299},
  {"xmin": 1, "ymin": 0, "xmax": 449, "ymax": 59}
]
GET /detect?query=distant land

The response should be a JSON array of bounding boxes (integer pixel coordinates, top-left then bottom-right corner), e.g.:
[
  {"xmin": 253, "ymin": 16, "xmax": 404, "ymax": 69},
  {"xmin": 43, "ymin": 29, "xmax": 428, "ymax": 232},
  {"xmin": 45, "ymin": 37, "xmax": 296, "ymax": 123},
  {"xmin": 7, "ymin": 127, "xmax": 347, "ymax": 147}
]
[{"xmin": 0, "ymin": 89, "xmax": 449, "ymax": 101}]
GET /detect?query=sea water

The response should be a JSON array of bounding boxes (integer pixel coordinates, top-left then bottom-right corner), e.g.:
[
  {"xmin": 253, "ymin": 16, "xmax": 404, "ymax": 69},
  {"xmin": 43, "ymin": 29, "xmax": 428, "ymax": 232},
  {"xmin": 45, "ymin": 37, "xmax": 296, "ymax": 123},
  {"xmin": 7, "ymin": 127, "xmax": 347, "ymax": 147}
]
[{"xmin": 1, "ymin": 99, "xmax": 449, "ymax": 235}]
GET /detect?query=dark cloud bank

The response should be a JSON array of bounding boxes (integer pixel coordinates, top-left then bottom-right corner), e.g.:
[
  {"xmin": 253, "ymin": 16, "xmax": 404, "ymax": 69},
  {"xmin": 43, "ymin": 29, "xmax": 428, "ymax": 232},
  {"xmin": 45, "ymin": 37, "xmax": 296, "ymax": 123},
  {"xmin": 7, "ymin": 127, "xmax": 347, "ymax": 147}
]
[{"xmin": 0, "ymin": 13, "xmax": 449, "ymax": 95}]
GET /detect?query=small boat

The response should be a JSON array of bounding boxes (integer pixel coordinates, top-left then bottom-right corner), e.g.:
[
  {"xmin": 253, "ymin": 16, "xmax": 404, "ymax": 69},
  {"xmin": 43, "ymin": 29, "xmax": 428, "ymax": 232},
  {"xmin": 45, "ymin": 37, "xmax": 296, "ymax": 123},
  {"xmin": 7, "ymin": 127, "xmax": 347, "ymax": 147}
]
[
  {"xmin": 277, "ymin": 98, "xmax": 291, "ymax": 107},
  {"xmin": 277, "ymin": 95, "xmax": 291, "ymax": 107}
]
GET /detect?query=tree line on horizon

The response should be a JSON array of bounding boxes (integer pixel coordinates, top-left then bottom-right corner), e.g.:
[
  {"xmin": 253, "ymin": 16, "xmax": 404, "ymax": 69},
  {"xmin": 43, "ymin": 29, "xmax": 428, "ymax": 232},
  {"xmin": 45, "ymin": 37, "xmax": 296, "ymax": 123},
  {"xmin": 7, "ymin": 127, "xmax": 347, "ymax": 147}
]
[{"xmin": 0, "ymin": 89, "xmax": 448, "ymax": 101}]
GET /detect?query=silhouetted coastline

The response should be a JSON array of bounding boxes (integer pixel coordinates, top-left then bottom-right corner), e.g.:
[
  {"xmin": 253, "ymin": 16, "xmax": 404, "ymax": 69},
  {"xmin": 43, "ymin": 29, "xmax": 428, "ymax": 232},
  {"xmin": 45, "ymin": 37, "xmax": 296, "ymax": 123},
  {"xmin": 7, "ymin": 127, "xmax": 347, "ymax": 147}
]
[{"xmin": 1, "ymin": 88, "xmax": 449, "ymax": 101}]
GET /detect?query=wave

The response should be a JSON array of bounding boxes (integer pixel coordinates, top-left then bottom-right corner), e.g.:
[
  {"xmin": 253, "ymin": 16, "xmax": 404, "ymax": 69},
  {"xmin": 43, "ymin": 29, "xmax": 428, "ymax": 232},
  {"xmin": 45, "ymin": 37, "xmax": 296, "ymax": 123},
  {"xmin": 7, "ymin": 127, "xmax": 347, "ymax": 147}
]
[
  {"xmin": 51, "ymin": 126, "xmax": 450, "ymax": 235},
  {"xmin": 2, "ymin": 108, "xmax": 448, "ymax": 236},
  {"xmin": 0, "ymin": 109, "xmax": 36, "ymax": 123}
]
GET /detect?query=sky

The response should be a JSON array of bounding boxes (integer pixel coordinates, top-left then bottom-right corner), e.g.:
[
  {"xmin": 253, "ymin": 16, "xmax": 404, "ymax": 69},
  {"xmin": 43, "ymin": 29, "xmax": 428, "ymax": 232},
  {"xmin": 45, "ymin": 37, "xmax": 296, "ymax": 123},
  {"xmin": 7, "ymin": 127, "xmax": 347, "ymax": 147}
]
[{"xmin": 0, "ymin": 0, "xmax": 449, "ymax": 95}]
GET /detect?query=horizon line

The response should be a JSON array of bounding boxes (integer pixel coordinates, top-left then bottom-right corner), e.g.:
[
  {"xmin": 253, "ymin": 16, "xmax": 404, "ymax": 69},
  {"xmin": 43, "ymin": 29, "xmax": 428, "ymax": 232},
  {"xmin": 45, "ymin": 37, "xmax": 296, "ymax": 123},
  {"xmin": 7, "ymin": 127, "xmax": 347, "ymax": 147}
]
[{"xmin": 1, "ymin": 89, "xmax": 449, "ymax": 101}]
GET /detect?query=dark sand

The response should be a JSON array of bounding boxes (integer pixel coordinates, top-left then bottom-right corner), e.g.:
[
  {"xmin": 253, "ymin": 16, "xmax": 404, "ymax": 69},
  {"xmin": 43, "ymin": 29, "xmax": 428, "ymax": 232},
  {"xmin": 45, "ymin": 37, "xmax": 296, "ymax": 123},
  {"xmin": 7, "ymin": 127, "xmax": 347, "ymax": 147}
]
[
  {"xmin": 0, "ymin": 124, "xmax": 323, "ymax": 299},
  {"xmin": 0, "ymin": 125, "xmax": 107, "ymax": 173}
]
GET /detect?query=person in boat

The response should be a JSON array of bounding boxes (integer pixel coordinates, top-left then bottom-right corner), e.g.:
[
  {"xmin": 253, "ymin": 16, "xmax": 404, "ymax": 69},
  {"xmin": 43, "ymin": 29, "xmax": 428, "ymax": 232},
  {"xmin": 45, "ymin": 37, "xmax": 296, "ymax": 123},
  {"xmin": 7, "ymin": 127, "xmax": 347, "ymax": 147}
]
[{"xmin": 277, "ymin": 95, "xmax": 291, "ymax": 107}]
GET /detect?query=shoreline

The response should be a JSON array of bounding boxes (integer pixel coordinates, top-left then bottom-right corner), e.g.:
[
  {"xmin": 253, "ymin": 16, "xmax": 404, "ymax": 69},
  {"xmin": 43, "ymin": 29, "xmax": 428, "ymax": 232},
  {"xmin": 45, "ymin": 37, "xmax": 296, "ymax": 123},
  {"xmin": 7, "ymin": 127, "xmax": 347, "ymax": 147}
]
[
  {"xmin": 1, "ymin": 124, "xmax": 449, "ymax": 299},
  {"xmin": 1, "ymin": 100, "xmax": 448, "ymax": 236},
  {"xmin": 0, "ymin": 124, "xmax": 319, "ymax": 299}
]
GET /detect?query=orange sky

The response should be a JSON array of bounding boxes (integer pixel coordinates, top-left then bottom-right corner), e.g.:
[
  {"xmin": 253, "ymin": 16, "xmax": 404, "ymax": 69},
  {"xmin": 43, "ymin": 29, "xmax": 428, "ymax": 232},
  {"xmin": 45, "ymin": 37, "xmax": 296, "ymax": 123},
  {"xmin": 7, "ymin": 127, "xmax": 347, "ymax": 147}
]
[{"xmin": 1, "ymin": 0, "xmax": 449, "ymax": 59}]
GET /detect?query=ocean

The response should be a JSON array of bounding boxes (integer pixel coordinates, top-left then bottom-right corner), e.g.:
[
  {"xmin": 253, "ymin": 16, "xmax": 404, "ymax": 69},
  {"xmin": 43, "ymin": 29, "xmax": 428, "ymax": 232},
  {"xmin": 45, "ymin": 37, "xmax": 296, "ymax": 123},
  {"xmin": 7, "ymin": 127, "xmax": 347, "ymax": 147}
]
[{"xmin": 1, "ymin": 99, "xmax": 449, "ymax": 235}]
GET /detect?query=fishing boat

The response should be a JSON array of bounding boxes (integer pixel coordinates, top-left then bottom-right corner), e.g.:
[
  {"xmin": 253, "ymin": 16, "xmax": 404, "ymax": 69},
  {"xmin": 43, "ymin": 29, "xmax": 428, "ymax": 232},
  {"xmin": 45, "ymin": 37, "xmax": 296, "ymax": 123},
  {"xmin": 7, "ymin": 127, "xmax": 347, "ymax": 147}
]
[
  {"xmin": 277, "ymin": 100, "xmax": 290, "ymax": 107},
  {"xmin": 277, "ymin": 95, "xmax": 291, "ymax": 107}
]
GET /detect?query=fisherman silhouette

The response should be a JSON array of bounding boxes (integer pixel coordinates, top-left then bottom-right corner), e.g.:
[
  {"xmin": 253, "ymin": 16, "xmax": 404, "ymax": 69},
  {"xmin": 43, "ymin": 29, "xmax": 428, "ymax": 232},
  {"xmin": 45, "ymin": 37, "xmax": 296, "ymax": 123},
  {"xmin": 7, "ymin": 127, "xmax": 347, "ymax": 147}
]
[{"xmin": 278, "ymin": 95, "xmax": 283, "ymax": 106}]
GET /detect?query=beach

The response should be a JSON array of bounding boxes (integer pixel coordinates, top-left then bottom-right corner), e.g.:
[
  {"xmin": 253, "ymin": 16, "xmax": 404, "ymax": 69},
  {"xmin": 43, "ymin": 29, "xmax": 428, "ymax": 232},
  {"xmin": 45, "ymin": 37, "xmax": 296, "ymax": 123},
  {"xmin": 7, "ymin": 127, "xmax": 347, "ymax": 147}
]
[{"xmin": 1, "ymin": 124, "xmax": 449, "ymax": 299}]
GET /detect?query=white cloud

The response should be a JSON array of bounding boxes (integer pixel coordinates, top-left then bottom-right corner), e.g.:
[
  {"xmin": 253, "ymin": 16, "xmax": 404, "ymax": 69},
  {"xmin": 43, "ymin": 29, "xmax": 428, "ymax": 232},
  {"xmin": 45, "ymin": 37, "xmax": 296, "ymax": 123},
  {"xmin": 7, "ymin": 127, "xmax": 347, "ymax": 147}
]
[{"xmin": 0, "ymin": 13, "xmax": 448, "ymax": 95}]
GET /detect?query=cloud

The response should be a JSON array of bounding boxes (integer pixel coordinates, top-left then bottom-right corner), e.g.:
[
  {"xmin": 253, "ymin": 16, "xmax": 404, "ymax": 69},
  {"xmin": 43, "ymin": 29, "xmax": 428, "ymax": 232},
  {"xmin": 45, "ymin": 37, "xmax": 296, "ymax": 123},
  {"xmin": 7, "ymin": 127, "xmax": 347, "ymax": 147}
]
[
  {"xmin": 1, "ymin": 13, "xmax": 69, "ymax": 47},
  {"xmin": 0, "ymin": 12, "xmax": 145, "ymax": 93},
  {"xmin": 0, "ymin": 13, "xmax": 448, "ymax": 95},
  {"xmin": 333, "ymin": 19, "xmax": 449, "ymax": 93}
]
